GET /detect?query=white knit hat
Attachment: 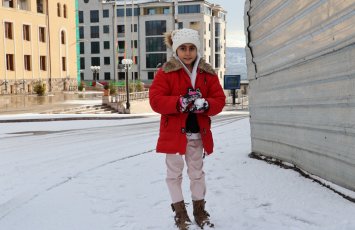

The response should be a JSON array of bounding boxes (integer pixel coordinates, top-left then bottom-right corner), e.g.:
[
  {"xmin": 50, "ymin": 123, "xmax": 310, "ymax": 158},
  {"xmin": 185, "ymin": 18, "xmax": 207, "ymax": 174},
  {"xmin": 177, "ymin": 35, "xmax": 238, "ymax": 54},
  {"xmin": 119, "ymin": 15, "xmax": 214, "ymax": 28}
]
[{"xmin": 171, "ymin": 28, "xmax": 200, "ymax": 54}]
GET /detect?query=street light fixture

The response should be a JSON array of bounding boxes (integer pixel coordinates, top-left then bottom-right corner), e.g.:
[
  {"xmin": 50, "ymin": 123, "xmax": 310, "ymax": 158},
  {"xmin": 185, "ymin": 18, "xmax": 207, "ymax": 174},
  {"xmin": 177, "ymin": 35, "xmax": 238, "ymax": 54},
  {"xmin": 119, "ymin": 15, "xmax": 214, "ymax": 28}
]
[
  {"xmin": 90, "ymin": 66, "xmax": 101, "ymax": 82},
  {"xmin": 122, "ymin": 58, "xmax": 133, "ymax": 110}
]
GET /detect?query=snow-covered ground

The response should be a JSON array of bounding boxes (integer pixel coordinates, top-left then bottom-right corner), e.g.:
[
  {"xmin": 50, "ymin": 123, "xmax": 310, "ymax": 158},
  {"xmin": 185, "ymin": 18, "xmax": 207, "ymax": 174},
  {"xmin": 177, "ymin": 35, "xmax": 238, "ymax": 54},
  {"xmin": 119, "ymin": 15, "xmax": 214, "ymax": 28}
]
[{"xmin": 0, "ymin": 112, "xmax": 355, "ymax": 230}]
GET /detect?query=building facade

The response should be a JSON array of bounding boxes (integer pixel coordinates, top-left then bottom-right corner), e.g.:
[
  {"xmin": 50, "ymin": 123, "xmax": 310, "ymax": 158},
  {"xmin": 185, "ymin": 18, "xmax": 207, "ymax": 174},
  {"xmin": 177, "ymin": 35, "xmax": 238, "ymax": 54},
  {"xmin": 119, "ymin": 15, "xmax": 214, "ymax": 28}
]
[
  {"xmin": 0, "ymin": 0, "xmax": 78, "ymax": 95},
  {"xmin": 78, "ymin": 0, "xmax": 226, "ymax": 85}
]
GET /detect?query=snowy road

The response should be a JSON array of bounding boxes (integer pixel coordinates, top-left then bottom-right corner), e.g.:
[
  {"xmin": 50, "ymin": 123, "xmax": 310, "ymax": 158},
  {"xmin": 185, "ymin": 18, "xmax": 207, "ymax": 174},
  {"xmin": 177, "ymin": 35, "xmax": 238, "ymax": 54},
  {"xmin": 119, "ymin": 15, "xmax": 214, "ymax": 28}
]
[{"xmin": 0, "ymin": 112, "xmax": 355, "ymax": 230}]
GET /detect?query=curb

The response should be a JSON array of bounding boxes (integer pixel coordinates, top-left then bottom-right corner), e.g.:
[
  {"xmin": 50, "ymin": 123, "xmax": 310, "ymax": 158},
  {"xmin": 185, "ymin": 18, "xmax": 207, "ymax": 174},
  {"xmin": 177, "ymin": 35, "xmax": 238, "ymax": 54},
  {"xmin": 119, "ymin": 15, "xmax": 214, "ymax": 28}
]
[{"xmin": 0, "ymin": 115, "xmax": 156, "ymax": 123}]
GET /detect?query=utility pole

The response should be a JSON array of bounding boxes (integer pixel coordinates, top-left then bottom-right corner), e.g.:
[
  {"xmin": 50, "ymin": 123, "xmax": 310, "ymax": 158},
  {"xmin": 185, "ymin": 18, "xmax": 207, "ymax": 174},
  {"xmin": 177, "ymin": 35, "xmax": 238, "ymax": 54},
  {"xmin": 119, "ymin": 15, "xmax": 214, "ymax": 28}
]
[
  {"xmin": 174, "ymin": 0, "xmax": 178, "ymax": 29},
  {"xmin": 131, "ymin": 0, "xmax": 135, "ymax": 90},
  {"xmin": 112, "ymin": 1, "xmax": 117, "ymax": 82},
  {"xmin": 45, "ymin": 0, "xmax": 52, "ymax": 92}
]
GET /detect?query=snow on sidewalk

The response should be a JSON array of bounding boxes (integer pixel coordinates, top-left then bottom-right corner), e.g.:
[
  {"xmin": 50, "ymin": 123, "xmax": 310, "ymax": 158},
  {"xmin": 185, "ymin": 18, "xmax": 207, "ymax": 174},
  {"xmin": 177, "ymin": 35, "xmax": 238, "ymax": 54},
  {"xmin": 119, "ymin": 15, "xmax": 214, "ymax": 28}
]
[{"xmin": 0, "ymin": 116, "xmax": 354, "ymax": 230}]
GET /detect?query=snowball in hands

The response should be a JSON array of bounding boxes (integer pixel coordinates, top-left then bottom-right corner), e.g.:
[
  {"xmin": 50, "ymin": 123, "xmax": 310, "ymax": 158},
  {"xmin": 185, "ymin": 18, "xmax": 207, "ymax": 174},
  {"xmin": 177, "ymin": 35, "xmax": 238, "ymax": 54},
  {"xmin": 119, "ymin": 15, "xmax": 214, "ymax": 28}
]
[
  {"xmin": 194, "ymin": 98, "xmax": 207, "ymax": 109},
  {"xmin": 190, "ymin": 98, "xmax": 209, "ymax": 113}
]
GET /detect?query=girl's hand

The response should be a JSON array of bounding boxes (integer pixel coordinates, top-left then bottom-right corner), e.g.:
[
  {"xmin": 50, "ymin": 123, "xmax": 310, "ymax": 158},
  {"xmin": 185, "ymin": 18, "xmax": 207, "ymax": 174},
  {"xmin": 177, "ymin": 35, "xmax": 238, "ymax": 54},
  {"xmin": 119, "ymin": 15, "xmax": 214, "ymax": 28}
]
[{"xmin": 178, "ymin": 89, "xmax": 202, "ymax": 112}]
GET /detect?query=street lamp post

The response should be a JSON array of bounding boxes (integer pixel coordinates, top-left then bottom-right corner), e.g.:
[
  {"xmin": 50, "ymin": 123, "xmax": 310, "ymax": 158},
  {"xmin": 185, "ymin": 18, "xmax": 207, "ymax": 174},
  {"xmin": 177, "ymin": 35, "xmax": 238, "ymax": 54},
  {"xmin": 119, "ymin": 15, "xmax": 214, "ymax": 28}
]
[
  {"xmin": 90, "ymin": 66, "xmax": 101, "ymax": 83},
  {"xmin": 122, "ymin": 59, "xmax": 133, "ymax": 110},
  {"xmin": 154, "ymin": 62, "xmax": 162, "ymax": 76}
]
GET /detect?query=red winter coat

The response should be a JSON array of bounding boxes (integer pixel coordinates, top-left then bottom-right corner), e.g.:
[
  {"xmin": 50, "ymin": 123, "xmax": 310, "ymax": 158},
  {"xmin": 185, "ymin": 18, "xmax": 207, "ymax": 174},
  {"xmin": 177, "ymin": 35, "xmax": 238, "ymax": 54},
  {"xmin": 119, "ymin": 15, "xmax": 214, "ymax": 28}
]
[{"xmin": 149, "ymin": 58, "xmax": 226, "ymax": 155}]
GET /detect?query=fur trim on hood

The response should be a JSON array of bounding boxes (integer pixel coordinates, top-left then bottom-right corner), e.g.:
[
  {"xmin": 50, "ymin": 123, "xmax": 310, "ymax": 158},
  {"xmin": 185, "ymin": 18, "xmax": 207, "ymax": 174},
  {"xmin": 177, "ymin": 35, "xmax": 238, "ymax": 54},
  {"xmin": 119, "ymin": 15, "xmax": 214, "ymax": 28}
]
[
  {"xmin": 164, "ymin": 31, "xmax": 173, "ymax": 49},
  {"xmin": 162, "ymin": 57, "xmax": 216, "ymax": 76}
]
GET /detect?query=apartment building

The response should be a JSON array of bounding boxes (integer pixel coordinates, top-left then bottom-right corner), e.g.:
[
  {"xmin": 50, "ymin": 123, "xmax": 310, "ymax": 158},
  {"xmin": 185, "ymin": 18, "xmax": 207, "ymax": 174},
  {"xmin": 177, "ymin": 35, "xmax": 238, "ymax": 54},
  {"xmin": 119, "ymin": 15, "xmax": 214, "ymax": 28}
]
[
  {"xmin": 0, "ymin": 0, "xmax": 78, "ymax": 95},
  {"xmin": 78, "ymin": 0, "xmax": 226, "ymax": 85}
]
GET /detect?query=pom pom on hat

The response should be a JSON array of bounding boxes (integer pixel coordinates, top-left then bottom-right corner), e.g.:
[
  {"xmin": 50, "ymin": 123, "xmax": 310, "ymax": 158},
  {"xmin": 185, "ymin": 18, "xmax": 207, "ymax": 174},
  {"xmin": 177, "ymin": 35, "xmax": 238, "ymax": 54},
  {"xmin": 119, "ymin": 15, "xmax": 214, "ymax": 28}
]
[{"xmin": 164, "ymin": 28, "xmax": 200, "ymax": 54}]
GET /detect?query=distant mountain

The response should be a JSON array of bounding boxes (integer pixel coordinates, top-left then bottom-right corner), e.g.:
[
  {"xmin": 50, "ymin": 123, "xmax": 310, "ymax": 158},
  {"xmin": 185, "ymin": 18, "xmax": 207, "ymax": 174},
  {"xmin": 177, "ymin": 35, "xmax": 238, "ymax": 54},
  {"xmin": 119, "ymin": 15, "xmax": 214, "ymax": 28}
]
[{"xmin": 225, "ymin": 47, "xmax": 247, "ymax": 80}]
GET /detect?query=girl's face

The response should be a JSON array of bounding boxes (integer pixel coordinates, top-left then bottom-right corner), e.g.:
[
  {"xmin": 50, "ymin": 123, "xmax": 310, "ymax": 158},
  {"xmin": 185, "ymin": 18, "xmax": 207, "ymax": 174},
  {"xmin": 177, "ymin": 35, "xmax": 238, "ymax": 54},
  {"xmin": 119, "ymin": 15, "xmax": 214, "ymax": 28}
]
[{"xmin": 176, "ymin": 44, "xmax": 197, "ymax": 67}]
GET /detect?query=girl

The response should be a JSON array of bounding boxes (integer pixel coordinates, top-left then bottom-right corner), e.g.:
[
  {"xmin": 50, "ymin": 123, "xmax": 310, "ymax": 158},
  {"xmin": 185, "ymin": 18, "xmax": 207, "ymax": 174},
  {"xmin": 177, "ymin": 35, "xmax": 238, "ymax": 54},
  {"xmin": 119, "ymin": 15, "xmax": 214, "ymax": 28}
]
[{"xmin": 149, "ymin": 28, "xmax": 225, "ymax": 230}]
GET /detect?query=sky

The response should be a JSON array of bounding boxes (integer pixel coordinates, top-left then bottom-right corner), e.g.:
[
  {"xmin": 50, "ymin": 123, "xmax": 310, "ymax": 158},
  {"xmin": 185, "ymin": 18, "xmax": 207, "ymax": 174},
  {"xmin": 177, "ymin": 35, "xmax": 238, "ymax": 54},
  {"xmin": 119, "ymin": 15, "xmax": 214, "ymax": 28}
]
[
  {"xmin": 210, "ymin": 0, "xmax": 246, "ymax": 47},
  {"xmin": 1, "ymin": 113, "xmax": 355, "ymax": 229}
]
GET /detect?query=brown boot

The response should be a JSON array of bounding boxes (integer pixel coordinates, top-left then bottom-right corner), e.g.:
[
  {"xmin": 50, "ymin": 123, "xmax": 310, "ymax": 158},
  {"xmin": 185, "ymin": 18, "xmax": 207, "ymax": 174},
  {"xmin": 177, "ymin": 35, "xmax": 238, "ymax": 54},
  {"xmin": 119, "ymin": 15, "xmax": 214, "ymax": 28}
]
[
  {"xmin": 193, "ymin": 199, "xmax": 214, "ymax": 229},
  {"xmin": 171, "ymin": 201, "xmax": 192, "ymax": 230}
]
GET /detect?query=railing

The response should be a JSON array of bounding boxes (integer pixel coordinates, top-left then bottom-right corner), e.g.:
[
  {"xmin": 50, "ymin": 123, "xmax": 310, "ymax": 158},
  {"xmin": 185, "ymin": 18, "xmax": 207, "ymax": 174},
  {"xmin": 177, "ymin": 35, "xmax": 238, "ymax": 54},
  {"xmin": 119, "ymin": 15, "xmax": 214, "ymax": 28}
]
[
  {"xmin": 103, "ymin": 91, "xmax": 149, "ymax": 114},
  {"xmin": 226, "ymin": 95, "xmax": 249, "ymax": 110},
  {"xmin": 116, "ymin": 91, "xmax": 149, "ymax": 102}
]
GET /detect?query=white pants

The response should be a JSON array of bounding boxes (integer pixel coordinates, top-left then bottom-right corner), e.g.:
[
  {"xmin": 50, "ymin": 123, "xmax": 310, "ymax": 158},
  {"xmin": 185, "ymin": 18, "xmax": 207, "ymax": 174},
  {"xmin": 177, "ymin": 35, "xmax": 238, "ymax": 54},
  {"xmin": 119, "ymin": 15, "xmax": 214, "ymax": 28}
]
[{"xmin": 165, "ymin": 138, "xmax": 206, "ymax": 203}]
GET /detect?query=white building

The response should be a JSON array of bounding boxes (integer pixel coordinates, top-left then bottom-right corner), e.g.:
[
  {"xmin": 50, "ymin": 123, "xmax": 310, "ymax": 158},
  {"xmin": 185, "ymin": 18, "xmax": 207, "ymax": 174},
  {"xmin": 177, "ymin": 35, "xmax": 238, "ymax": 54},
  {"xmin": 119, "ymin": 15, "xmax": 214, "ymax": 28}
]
[{"xmin": 78, "ymin": 0, "xmax": 226, "ymax": 85}]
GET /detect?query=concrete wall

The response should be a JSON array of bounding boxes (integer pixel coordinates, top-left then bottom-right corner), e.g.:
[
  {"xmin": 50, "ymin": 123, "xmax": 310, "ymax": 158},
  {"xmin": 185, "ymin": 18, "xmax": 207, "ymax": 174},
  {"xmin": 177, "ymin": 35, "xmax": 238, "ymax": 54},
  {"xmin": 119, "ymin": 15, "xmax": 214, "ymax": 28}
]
[{"xmin": 244, "ymin": 0, "xmax": 355, "ymax": 191}]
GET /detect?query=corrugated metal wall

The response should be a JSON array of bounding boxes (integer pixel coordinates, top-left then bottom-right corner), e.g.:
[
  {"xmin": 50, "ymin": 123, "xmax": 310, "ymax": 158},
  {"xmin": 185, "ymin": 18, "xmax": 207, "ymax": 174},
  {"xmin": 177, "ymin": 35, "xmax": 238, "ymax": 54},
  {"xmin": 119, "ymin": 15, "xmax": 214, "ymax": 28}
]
[{"xmin": 244, "ymin": 0, "xmax": 355, "ymax": 191}]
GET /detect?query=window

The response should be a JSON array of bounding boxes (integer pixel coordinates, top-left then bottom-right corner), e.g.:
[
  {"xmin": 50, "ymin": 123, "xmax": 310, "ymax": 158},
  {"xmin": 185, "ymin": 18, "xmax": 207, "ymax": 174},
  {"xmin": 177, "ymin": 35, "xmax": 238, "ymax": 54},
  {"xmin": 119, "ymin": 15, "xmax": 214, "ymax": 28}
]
[
  {"xmin": 61, "ymin": 31, "xmax": 66, "ymax": 44},
  {"xmin": 146, "ymin": 53, "xmax": 166, "ymax": 68},
  {"xmin": 63, "ymin": 4, "xmax": 67, "ymax": 18},
  {"xmin": 23, "ymin": 25, "xmax": 31, "ymax": 41},
  {"xmin": 6, "ymin": 54, "xmax": 15, "ymax": 71},
  {"xmin": 118, "ymin": 72, "xmax": 125, "ymax": 80},
  {"xmin": 148, "ymin": 72, "xmax": 155, "ymax": 80},
  {"xmin": 62, "ymin": 57, "xmax": 66, "ymax": 71},
  {"xmin": 5, "ymin": 22, "xmax": 13, "ymax": 39},
  {"xmin": 117, "ymin": 25, "xmax": 125, "ymax": 33},
  {"xmin": 24, "ymin": 55, "xmax": 31, "ymax": 71},
  {"xmin": 215, "ymin": 38, "xmax": 220, "ymax": 52},
  {"xmin": 117, "ymin": 8, "xmax": 139, "ymax": 17},
  {"xmin": 90, "ymin": 26, "xmax": 99, "ymax": 38},
  {"xmin": 178, "ymin": 5, "xmax": 200, "ymax": 14},
  {"xmin": 80, "ymin": 57, "xmax": 85, "ymax": 69},
  {"xmin": 215, "ymin": 23, "xmax": 221, "ymax": 37},
  {"xmin": 118, "ymin": 41, "xmax": 125, "ymax": 53},
  {"xmin": 91, "ymin": 42, "xmax": 100, "ymax": 54},
  {"xmin": 103, "ymin": 25, "xmax": 109, "ymax": 34},
  {"xmin": 40, "ymin": 56, "xmax": 46, "ymax": 71},
  {"xmin": 118, "ymin": 57, "xmax": 124, "ymax": 65},
  {"xmin": 39, "ymin": 27, "xmax": 46, "ymax": 42},
  {"xmin": 37, "ymin": 0, "xmax": 44, "ymax": 13},
  {"xmin": 178, "ymin": 22, "xmax": 183, "ymax": 29},
  {"xmin": 147, "ymin": 8, "xmax": 155, "ymax": 15},
  {"xmin": 79, "ymin": 27, "xmax": 84, "ymax": 39},
  {"xmin": 104, "ymin": 72, "xmax": 111, "ymax": 80},
  {"xmin": 90, "ymin": 10, "xmax": 99, "ymax": 23},
  {"xmin": 79, "ymin": 11, "xmax": 84, "ymax": 23},
  {"xmin": 18, "ymin": 0, "xmax": 29, "ymax": 10},
  {"xmin": 84, "ymin": 0, "xmax": 89, "ymax": 3},
  {"xmin": 91, "ymin": 57, "xmax": 100, "ymax": 66},
  {"xmin": 104, "ymin": 57, "xmax": 110, "ymax": 65},
  {"xmin": 131, "ymin": 24, "xmax": 138, "ymax": 32},
  {"xmin": 104, "ymin": 41, "xmax": 110, "ymax": 49},
  {"xmin": 80, "ymin": 42, "xmax": 85, "ymax": 54},
  {"xmin": 57, "ymin": 3, "xmax": 61, "ymax": 17},
  {"xmin": 146, "ymin": 37, "xmax": 165, "ymax": 52},
  {"xmin": 131, "ymin": 40, "xmax": 138, "ymax": 48},
  {"xmin": 163, "ymin": 7, "xmax": 170, "ymax": 14},
  {"xmin": 3, "ymin": 0, "xmax": 14, "ymax": 8},
  {"xmin": 215, "ymin": 54, "xmax": 220, "ymax": 68},
  {"xmin": 145, "ymin": 21, "xmax": 166, "ymax": 36},
  {"xmin": 204, "ymin": 6, "xmax": 212, "ymax": 16},
  {"xmin": 103, "ymin": 9, "xmax": 109, "ymax": 18}
]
